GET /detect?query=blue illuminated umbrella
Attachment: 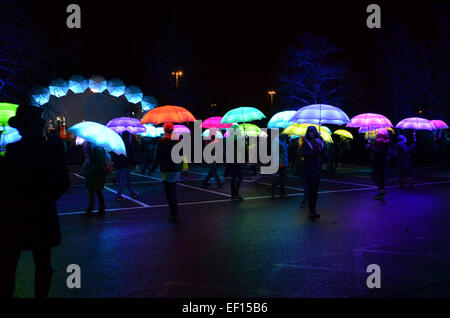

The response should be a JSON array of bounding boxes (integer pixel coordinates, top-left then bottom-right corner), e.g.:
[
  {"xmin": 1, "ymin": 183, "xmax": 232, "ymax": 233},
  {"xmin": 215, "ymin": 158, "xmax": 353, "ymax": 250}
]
[
  {"xmin": 221, "ymin": 107, "xmax": 266, "ymax": 124},
  {"xmin": 106, "ymin": 117, "xmax": 146, "ymax": 134},
  {"xmin": 290, "ymin": 104, "xmax": 350, "ymax": 125},
  {"xmin": 0, "ymin": 126, "xmax": 22, "ymax": 148},
  {"xmin": 138, "ymin": 124, "xmax": 164, "ymax": 138},
  {"xmin": 202, "ymin": 128, "xmax": 223, "ymax": 139},
  {"xmin": 125, "ymin": 86, "xmax": 143, "ymax": 104},
  {"xmin": 68, "ymin": 75, "xmax": 89, "ymax": 94},
  {"xmin": 106, "ymin": 78, "xmax": 126, "ymax": 97},
  {"xmin": 69, "ymin": 121, "xmax": 126, "ymax": 156},
  {"xmin": 267, "ymin": 110, "xmax": 296, "ymax": 129}
]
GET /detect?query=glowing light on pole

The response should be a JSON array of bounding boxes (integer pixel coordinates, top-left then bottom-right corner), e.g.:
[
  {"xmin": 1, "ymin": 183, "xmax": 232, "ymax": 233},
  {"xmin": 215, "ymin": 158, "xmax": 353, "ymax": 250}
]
[
  {"xmin": 268, "ymin": 90, "xmax": 276, "ymax": 112},
  {"xmin": 171, "ymin": 71, "xmax": 183, "ymax": 90}
]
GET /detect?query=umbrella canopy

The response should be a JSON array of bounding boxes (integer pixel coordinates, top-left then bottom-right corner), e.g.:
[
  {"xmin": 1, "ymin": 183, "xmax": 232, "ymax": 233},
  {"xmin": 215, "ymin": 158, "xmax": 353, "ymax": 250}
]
[
  {"xmin": 106, "ymin": 117, "xmax": 146, "ymax": 135},
  {"xmin": 0, "ymin": 102, "xmax": 19, "ymax": 126},
  {"xmin": 68, "ymin": 121, "xmax": 126, "ymax": 156},
  {"xmin": 89, "ymin": 75, "xmax": 107, "ymax": 93},
  {"xmin": 224, "ymin": 124, "xmax": 263, "ymax": 137},
  {"xmin": 30, "ymin": 86, "xmax": 51, "ymax": 106},
  {"xmin": 106, "ymin": 78, "xmax": 126, "ymax": 97},
  {"xmin": 201, "ymin": 117, "xmax": 232, "ymax": 129},
  {"xmin": 430, "ymin": 120, "xmax": 448, "ymax": 130},
  {"xmin": 0, "ymin": 125, "xmax": 22, "ymax": 147},
  {"xmin": 221, "ymin": 107, "xmax": 266, "ymax": 124},
  {"xmin": 290, "ymin": 104, "xmax": 350, "ymax": 125},
  {"xmin": 49, "ymin": 78, "xmax": 69, "ymax": 98},
  {"xmin": 333, "ymin": 129, "xmax": 353, "ymax": 140},
  {"xmin": 202, "ymin": 128, "xmax": 224, "ymax": 139},
  {"xmin": 138, "ymin": 124, "xmax": 164, "ymax": 138},
  {"xmin": 347, "ymin": 113, "xmax": 393, "ymax": 132},
  {"xmin": 75, "ymin": 136, "xmax": 86, "ymax": 146},
  {"xmin": 282, "ymin": 123, "xmax": 333, "ymax": 143},
  {"xmin": 141, "ymin": 96, "xmax": 158, "ymax": 111},
  {"xmin": 124, "ymin": 86, "xmax": 143, "ymax": 104},
  {"xmin": 68, "ymin": 75, "xmax": 89, "ymax": 94},
  {"xmin": 141, "ymin": 105, "xmax": 196, "ymax": 125},
  {"xmin": 395, "ymin": 117, "xmax": 436, "ymax": 131},
  {"xmin": 283, "ymin": 123, "xmax": 331, "ymax": 135},
  {"xmin": 267, "ymin": 111, "xmax": 297, "ymax": 129},
  {"xmin": 174, "ymin": 125, "xmax": 191, "ymax": 134}
]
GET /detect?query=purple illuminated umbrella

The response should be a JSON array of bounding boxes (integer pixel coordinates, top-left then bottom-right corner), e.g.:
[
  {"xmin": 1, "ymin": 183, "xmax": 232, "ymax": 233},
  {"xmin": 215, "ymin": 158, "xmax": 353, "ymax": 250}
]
[
  {"xmin": 289, "ymin": 104, "xmax": 350, "ymax": 126},
  {"xmin": 106, "ymin": 117, "xmax": 146, "ymax": 135},
  {"xmin": 347, "ymin": 113, "xmax": 393, "ymax": 132},
  {"xmin": 430, "ymin": 120, "xmax": 448, "ymax": 130},
  {"xmin": 395, "ymin": 117, "xmax": 436, "ymax": 141}
]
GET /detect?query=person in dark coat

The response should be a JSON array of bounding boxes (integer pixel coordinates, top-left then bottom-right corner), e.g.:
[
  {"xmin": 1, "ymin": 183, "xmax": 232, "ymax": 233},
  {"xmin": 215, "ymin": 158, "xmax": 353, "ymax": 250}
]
[
  {"xmin": 140, "ymin": 137, "xmax": 155, "ymax": 175},
  {"xmin": 271, "ymin": 134, "xmax": 289, "ymax": 199},
  {"xmin": 203, "ymin": 134, "xmax": 225, "ymax": 188},
  {"xmin": 0, "ymin": 105, "xmax": 70, "ymax": 298},
  {"xmin": 394, "ymin": 135, "xmax": 415, "ymax": 188},
  {"xmin": 150, "ymin": 123, "xmax": 181, "ymax": 222},
  {"xmin": 115, "ymin": 131, "xmax": 139, "ymax": 200},
  {"xmin": 227, "ymin": 127, "xmax": 245, "ymax": 201},
  {"xmin": 301, "ymin": 126, "xmax": 327, "ymax": 220},
  {"xmin": 85, "ymin": 144, "xmax": 107, "ymax": 215},
  {"xmin": 367, "ymin": 132, "xmax": 389, "ymax": 200}
]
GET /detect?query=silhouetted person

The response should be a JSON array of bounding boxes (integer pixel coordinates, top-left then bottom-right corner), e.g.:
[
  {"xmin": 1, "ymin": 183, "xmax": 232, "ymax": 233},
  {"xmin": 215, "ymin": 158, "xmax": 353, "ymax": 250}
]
[
  {"xmin": 150, "ymin": 123, "xmax": 181, "ymax": 222},
  {"xmin": 367, "ymin": 132, "xmax": 389, "ymax": 200},
  {"xmin": 271, "ymin": 134, "xmax": 289, "ymax": 199},
  {"xmin": 228, "ymin": 133, "xmax": 244, "ymax": 201},
  {"xmin": 85, "ymin": 145, "xmax": 108, "ymax": 216},
  {"xmin": 394, "ymin": 135, "xmax": 415, "ymax": 188},
  {"xmin": 301, "ymin": 126, "xmax": 326, "ymax": 220},
  {"xmin": 115, "ymin": 131, "xmax": 139, "ymax": 200},
  {"xmin": 0, "ymin": 105, "xmax": 70, "ymax": 298},
  {"xmin": 140, "ymin": 137, "xmax": 155, "ymax": 175},
  {"xmin": 203, "ymin": 135, "xmax": 225, "ymax": 188}
]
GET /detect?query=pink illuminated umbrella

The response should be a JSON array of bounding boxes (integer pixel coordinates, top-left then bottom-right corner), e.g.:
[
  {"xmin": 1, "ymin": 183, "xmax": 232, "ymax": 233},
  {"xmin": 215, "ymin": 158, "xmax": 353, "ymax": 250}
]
[
  {"xmin": 430, "ymin": 120, "xmax": 448, "ymax": 130},
  {"xmin": 173, "ymin": 125, "xmax": 191, "ymax": 134},
  {"xmin": 347, "ymin": 113, "xmax": 393, "ymax": 132},
  {"xmin": 395, "ymin": 117, "xmax": 436, "ymax": 141},
  {"xmin": 201, "ymin": 117, "xmax": 232, "ymax": 129}
]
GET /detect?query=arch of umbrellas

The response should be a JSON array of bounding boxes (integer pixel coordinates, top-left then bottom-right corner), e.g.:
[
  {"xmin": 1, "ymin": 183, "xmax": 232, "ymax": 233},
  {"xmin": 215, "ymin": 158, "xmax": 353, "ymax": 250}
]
[{"xmin": 0, "ymin": 101, "xmax": 448, "ymax": 157}]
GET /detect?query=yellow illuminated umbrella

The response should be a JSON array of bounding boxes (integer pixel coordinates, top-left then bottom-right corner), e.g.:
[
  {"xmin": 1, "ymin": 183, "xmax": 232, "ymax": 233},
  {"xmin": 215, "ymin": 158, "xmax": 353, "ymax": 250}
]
[
  {"xmin": 333, "ymin": 129, "xmax": 353, "ymax": 140},
  {"xmin": 282, "ymin": 123, "xmax": 333, "ymax": 143},
  {"xmin": 364, "ymin": 127, "xmax": 394, "ymax": 140}
]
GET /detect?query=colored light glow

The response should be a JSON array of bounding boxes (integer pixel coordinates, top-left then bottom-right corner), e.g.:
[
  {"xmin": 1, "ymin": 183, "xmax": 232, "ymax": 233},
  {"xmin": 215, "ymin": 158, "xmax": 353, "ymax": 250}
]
[
  {"xmin": 106, "ymin": 78, "xmax": 127, "ymax": 97},
  {"xmin": 202, "ymin": 128, "xmax": 224, "ymax": 139},
  {"xmin": 69, "ymin": 75, "xmax": 89, "ymax": 94},
  {"xmin": 430, "ymin": 120, "xmax": 449, "ymax": 130},
  {"xmin": 221, "ymin": 107, "xmax": 266, "ymax": 124},
  {"xmin": 31, "ymin": 86, "xmax": 51, "ymax": 106},
  {"xmin": 0, "ymin": 102, "xmax": 19, "ymax": 125},
  {"xmin": 49, "ymin": 79, "xmax": 69, "ymax": 98},
  {"xmin": 201, "ymin": 117, "xmax": 232, "ymax": 129},
  {"xmin": 290, "ymin": 104, "xmax": 350, "ymax": 126},
  {"xmin": 106, "ymin": 117, "xmax": 146, "ymax": 135},
  {"xmin": 141, "ymin": 96, "xmax": 158, "ymax": 111},
  {"xmin": 89, "ymin": 75, "xmax": 107, "ymax": 93},
  {"xmin": 347, "ymin": 113, "xmax": 393, "ymax": 132},
  {"xmin": 125, "ymin": 86, "xmax": 143, "ymax": 104},
  {"xmin": 138, "ymin": 124, "xmax": 164, "ymax": 138},
  {"xmin": 395, "ymin": 117, "xmax": 436, "ymax": 131},
  {"xmin": 333, "ymin": 129, "xmax": 353, "ymax": 140},
  {"xmin": 68, "ymin": 121, "xmax": 126, "ymax": 156},
  {"xmin": 0, "ymin": 125, "xmax": 22, "ymax": 147},
  {"xmin": 141, "ymin": 105, "xmax": 196, "ymax": 125},
  {"xmin": 267, "ymin": 111, "xmax": 297, "ymax": 129}
]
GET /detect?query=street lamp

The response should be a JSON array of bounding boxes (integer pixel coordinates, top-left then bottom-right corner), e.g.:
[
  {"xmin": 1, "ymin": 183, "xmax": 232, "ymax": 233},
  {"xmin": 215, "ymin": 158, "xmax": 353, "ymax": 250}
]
[
  {"xmin": 268, "ymin": 90, "xmax": 276, "ymax": 112},
  {"xmin": 171, "ymin": 71, "xmax": 183, "ymax": 90}
]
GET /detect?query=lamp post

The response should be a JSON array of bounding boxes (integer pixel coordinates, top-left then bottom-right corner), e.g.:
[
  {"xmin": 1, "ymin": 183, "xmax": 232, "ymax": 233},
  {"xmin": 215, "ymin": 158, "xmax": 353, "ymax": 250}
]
[
  {"xmin": 171, "ymin": 71, "xmax": 183, "ymax": 90},
  {"xmin": 268, "ymin": 90, "xmax": 276, "ymax": 112}
]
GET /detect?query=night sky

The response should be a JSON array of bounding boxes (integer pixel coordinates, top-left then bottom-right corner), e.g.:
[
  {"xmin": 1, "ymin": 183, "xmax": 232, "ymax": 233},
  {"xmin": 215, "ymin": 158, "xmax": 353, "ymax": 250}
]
[{"xmin": 23, "ymin": 0, "xmax": 446, "ymax": 119}]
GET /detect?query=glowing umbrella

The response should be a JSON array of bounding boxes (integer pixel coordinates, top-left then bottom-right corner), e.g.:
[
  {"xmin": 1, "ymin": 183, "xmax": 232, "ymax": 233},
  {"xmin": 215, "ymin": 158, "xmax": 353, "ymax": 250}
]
[
  {"xmin": 224, "ymin": 124, "xmax": 264, "ymax": 137},
  {"xmin": 333, "ymin": 129, "xmax": 353, "ymax": 140},
  {"xmin": 75, "ymin": 136, "xmax": 86, "ymax": 146},
  {"xmin": 347, "ymin": 113, "xmax": 393, "ymax": 132},
  {"xmin": 396, "ymin": 117, "xmax": 436, "ymax": 141},
  {"xmin": 174, "ymin": 125, "xmax": 191, "ymax": 134},
  {"xmin": 430, "ymin": 120, "xmax": 448, "ymax": 130},
  {"xmin": 0, "ymin": 102, "xmax": 19, "ymax": 126},
  {"xmin": 141, "ymin": 105, "xmax": 196, "ymax": 125},
  {"xmin": 267, "ymin": 111, "xmax": 296, "ymax": 129},
  {"xmin": 68, "ymin": 121, "xmax": 126, "ymax": 156},
  {"xmin": 138, "ymin": 124, "xmax": 164, "ymax": 138},
  {"xmin": 282, "ymin": 123, "xmax": 333, "ymax": 143},
  {"xmin": 202, "ymin": 128, "xmax": 223, "ymax": 139},
  {"xmin": 106, "ymin": 117, "xmax": 146, "ymax": 134},
  {"xmin": 290, "ymin": 104, "xmax": 350, "ymax": 125},
  {"xmin": 221, "ymin": 107, "xmax": 266, "ymax": 124},
  {"xmin": 201, "ymin": 117, "xmax": 232, "ymax": 129},
  {"xmin": 0, "ymin": 126, "xmax": 22, "ymax": 147}
]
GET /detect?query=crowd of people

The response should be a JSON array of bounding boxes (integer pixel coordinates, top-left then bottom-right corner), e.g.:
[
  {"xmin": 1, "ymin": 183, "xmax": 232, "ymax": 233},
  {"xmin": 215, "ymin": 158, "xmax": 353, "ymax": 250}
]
[{"xmin": 0, "ymin": 105, "xmax": 449, "ymax": 298}]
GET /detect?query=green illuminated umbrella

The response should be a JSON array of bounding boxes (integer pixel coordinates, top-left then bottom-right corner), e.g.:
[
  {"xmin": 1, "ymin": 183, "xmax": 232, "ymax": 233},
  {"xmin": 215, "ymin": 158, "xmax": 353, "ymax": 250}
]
[
  {"xmin": 221, "ymin": 107, "xmax": 266, "ymax": 124},
  {"xmin": 333, "ymin": 129, "xmax": 353, "ymax": 140},
  {"xmin": 0, "ymin": 102, "xmax": 19, "ymax": 126}
]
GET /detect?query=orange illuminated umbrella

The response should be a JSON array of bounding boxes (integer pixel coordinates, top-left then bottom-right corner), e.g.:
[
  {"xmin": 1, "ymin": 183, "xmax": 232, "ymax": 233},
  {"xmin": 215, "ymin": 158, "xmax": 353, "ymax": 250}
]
[{"xmin": 140, "ymin": 105, "xmax": 196, "ymax": 125}]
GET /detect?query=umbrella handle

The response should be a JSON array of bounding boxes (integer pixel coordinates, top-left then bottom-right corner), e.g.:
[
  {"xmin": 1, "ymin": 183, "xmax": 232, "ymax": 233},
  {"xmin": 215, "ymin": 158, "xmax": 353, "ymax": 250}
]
[{"xmin": 413, "ymin": 130, "xmax": 416, "ymax": 143}]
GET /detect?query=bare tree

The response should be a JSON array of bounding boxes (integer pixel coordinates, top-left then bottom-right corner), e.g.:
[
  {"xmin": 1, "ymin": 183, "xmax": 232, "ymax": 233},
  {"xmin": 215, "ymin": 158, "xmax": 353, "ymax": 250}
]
[{"xmin": 277, "ymin": 31, "xmax": 353, "ymax": 108}]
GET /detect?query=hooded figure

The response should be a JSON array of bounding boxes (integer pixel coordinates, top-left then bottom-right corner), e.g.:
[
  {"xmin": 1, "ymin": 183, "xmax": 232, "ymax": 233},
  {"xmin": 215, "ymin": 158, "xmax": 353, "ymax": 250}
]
[
  {"xmin": 301, "ymin": 126, "xmax": 327, "ymax": 220},
  {"xmin": 0, "ymin": 105, "xmax": 70, "ymax": 298},
  {"xmin": 394, "ymin": 135, "xmax": 415, "ymax": 187},
  {"xmin": 150, "ymin": 122, "xmax": 182, "ymax": 222}
]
